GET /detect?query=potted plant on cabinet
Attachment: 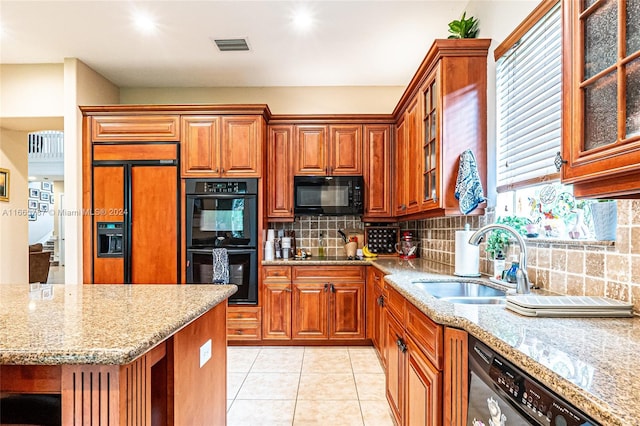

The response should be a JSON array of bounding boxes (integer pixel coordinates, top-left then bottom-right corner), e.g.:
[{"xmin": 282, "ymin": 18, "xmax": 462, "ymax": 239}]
[{"xmin": 447, "ymin": 12, "xmax": 479, "ymax": 39}]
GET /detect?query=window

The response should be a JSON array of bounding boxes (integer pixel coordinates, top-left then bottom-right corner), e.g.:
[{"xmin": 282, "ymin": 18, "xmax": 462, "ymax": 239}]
[
  {"xmin": 495, "ymin": 0, "xmax": 561, "ymax": 192},
  {"xmin": 494, "ymin": 0, "xmax": 595, "ymax": 239}
]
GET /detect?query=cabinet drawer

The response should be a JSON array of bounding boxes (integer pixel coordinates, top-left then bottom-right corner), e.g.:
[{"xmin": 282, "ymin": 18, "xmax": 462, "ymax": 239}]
[
  {"xmin": 227, "ymin": 322, "xmax": 262, "ymax": 340},
  {"xmin": 263, "ymin": 266, "xmax": 292, "ymax": 282},
  {"xmin": 92, "ymin": 116, "xmax": 180, "ymax": 142},
  {"xmin": 227, "ymin": 306, "xmax": 261, "ymax": 340},
  {"xmin": 406, "ymin": 302, "xmax": 443, "ymax": 370},
  {"xmin": 227, "ymin": 306, "xmax": 261, "ymax": 322},
  {"xmin": 369, "ymin": 266, "xmax": 385, "ymax": 287},
  {"xmin": 292, "ymin": 266, "xmax": 365, "ymax": 282},
  {"xmin": 384, "ymin": 284, "xmax": 406, "ymax": 323}
]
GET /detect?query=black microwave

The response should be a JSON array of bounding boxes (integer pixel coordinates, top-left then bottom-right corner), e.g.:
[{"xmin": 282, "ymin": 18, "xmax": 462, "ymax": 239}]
[{"xmin": 294, "ymin": 176, "xmax": 364, "ymax": 216}]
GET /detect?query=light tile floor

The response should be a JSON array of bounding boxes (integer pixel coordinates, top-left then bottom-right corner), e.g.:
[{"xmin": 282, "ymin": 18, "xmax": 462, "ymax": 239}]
[
  {"xmin": 227, "ymin": 346, "xmax": 395, "ymax": 426},
  {"xmin": 47, "ymin": 266, "xmax": 64, "ymax": 284}
]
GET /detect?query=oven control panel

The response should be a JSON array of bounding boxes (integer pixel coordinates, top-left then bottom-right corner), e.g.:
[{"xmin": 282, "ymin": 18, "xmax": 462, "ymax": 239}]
[
  {"xmin": 365, "ymin": 226, "xmax": 399, "ymax": 255},
  {"xmin": 200, "ymin": 181, "xmax": 247, "ymax": 193}
]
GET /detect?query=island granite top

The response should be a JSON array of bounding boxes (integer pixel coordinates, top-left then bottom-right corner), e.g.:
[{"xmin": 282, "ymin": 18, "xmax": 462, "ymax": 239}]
[
  {"xmin": 0, "ymin": 283, "xmax": 236, "ymax": 366},
  {"xmin": 370, "ymin": 257, "xmax": 640, "ymax": 426}
]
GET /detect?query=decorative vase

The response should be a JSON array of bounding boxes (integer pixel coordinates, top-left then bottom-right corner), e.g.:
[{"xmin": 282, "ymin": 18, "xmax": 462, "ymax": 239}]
[
  {"xmin": 590, "ymin": 201, "xmax": 617, "ymax": 241},
  {"xmin": 568, "ymin": 210, "xmax": 589, "ymax": 239}
]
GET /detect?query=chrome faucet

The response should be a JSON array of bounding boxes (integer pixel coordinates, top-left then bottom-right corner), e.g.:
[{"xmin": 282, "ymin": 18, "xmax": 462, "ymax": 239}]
[{"xmin": 468, "ymin": 224, "xmax": 530, "ymax": 294}]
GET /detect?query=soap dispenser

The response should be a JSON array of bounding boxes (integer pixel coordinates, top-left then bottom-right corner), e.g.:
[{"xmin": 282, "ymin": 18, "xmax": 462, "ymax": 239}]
[{"xmin": 505, "ymin": 255, "xmax": 520, "ymax": 284}]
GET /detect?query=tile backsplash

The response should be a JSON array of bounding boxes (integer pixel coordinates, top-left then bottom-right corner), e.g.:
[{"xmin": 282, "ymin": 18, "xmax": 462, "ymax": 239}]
[
  {"xmin": 268, "ymin": 216, "xmax": 364, "ymax": 257},
  {"xmin": 268, "ymin": 200, "xmax": 640, "ymax": 313}
]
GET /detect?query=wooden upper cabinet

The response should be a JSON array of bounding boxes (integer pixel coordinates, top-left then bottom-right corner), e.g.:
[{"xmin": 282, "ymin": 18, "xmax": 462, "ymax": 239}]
[
  {"xmin": 330, "ymin": 125, "xmax": 363, "ymax": 175},
  {"xmin": 91, "ymin": 115, "xmax": 180, "ymax": 142},
  {"xmin": 562, "ymin": 1, "xmax": 640, "ymax": 198},
  {"xmin": 394, "ymin": 120, "xmax": 408, "ymax": 215},
  {"xmin": 181, "ymin": 116, "xmax": 220, "ymax": 176},
  {"xmin": 405, "ymin": 97, "xmax": 421, "ymax": 215},
  {"xmin": 267, "ymin": 125, "xmax": 294, "ymax": 220},
  {"xmin": 394, "ymin": 39, "xmax": 489, "ymax": 219},
  {"xmin": 221, "ymin": 116, "xmax": 263, "ymax": 177},
  {"xmin": 294, "ymin": 124, "xmax": 363, "ymax": 176},
  {"xmin": 364, "ymin": 124, "xmax": 393, "ymax": 220},
  {"xmin": 181, "ymin": 115, "xmax": 263, "ymax": 178},
  {"xmin": 294, "ymin": 125, "xmax": 328, "ymax": 175}
]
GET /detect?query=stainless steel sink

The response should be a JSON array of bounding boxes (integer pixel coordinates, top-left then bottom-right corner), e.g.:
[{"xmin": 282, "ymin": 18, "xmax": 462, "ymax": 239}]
[
  {"xmin": 439, "ymin": 296, "xmax": 506, "ymax": 305},
  {"xmin": 411, "ymin": 281, "xmax": 506, "ymax": 304}
]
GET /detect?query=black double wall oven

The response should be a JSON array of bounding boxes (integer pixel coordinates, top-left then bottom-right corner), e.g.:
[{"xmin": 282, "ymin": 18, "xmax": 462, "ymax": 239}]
[{"xmin": 185, "ymin": 179, "xmax": 258, "ymax": 305}]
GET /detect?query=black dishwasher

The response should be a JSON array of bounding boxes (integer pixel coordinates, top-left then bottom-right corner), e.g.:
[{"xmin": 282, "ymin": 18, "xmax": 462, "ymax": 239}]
[{"xmin": 467, "ymin": 336, "xmax": 599, "ymax": 426}]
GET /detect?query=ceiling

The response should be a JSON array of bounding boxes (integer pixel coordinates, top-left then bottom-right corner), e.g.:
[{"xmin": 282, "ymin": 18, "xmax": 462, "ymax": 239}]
[{"xmin": 0, "ymin": 0, "xmax": 470, "ymax": 88}]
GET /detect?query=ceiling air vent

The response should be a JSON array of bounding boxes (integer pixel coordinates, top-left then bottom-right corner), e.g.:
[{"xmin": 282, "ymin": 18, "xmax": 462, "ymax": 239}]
[{"xmin": 213, "ymin": 38, "xmax": 250, "ymax": 52}]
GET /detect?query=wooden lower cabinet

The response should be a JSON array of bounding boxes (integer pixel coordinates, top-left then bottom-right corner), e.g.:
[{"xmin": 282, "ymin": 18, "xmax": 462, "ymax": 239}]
[
  {"xmin": 405, "ymin": 334, "xmax": 442, "ymax": 426},
  {"xmin": 262, "ymin": 266, "xmax": 366, "ymax": 342},
  {"xmin": 227, "ymin": 306, "xmax": 262, "ymax": 341},
  {"xmin": 382, "ymin": 282, "xmax": 467, "ymax": 426},
  {"xmin": 367, "ymin": 266, "xmax": 386, "ymax": 365}
]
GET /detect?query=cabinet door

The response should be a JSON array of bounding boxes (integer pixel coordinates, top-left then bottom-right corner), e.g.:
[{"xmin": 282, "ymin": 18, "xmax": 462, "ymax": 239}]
[
  {"xmin": 181, "ymin": 116, "xmax": 221, "ymax": 176},
  {"xmin": 421, "ymin": 67, "xmax": 441, "ymax": 210},
  {"xmin": 405, "ymin": 97, "xmax": 421, "ymax": 214},
  {"xmin": 221, "ymin": 116, "xmax": 262, "ymax": 177},
  {"xmin": 130, "ymin": 165, "xmax": 179, "ymax": 284},
  {"xmin": 262, "ymin": 283, "xmax": 292, "ymax": 340},
  {"xmin": 405, "ymin": 335, "xmax": 442, "ymax": 426},
  {"xmin": 394, "ymin": 120, "xmax": 408, "ymax": 215},
  {"xmin": 267, "ymin": 125, "xmax": 294, "ymax": 220},
  {"xmin": 292, "ymin": 283, "xmax": 329, "ymax": 339},
  {"xmin": 364, "ymin": 125, "xmax": 393, "ymax": 219},
  {"xmin": 294, "ymin": 125, "xmax": 328, "ymax": 175},
  {"xmin": 92, "ymin": 166, "xmax": 126, "ymax": 284},
  {"xmin": 384, "ymin": 311, "xmax": 405, "ymax": 426},
  {"xmin": 329, "ymin": 282, "xmax": 365, "ymax": 339},
  {"xmin": 92, "ymin": 115, "xmax": 179, "ymax": 142},
  {"xmin": 329, "ymin": 125, "xmax": 363, "ymax": 175},
  {"xmin": 562, "ymin": 0, "xmax": 640, "ymax": 197}
]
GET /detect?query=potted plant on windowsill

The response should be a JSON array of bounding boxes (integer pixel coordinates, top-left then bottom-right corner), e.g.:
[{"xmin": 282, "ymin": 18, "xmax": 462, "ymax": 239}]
[{"xmin": 485, "ymin": 216, "xmax": 530, "ymax": 279}]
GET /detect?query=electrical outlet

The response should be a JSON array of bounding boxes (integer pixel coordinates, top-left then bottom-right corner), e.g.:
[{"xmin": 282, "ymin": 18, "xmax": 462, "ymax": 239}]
[{"xmin": 199, "ymin": 339, "xmax": 212, "ymax": 368}]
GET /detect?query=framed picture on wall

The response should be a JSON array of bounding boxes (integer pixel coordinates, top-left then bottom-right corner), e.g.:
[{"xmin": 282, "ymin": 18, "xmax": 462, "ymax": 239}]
[
  {"xmin": 28, "ymin": 199, "xmax": 38, "ymax": 210},
  {"xmin": 40, "ymin": 192, "xmax": 50, "ymax": 202},
  {"xmin": 39, "ymin": 203, "xmax": 49, "ymax": 213},
  {"xmin": 0, "ymin": 168, "xmax": 9, "ymax": 202},
  {"xmin": 28, "ymin": 210, "xmax": 37, "ymax": 221},
  {"xmin": 29, "ymin": 188, "xmax": 39, "ymax": 199},
  {"xmin": 41, "ymin": 181, "xmax": 52, "ymax": 191}
]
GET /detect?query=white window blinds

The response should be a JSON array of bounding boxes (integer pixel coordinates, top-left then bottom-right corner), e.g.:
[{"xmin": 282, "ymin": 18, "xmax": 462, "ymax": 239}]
[{"xmin": 496, "ymin": 1, "xmax": 561, "ymax": 192}]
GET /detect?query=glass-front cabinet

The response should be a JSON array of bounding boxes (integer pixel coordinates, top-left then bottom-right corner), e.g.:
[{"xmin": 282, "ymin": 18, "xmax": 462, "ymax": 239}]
[
  {"xmin": 421, "ymin": 66, "xmax": 440, "ymax": 209},
  {"xmin": 562, "ymin": 0, "xmax": 640, "ymax": 197}
]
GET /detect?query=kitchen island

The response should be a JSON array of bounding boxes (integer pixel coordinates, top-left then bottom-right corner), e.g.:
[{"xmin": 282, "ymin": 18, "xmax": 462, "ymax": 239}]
[{"xmin": 0, "ymin": 283, "xmax": 236, "ymax": 425}]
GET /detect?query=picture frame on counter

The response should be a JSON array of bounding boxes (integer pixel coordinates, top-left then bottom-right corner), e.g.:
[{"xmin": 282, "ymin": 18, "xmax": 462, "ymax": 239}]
[{"xmin": 0, "ymin": 168, "xmax": 9, "ymax": 202}]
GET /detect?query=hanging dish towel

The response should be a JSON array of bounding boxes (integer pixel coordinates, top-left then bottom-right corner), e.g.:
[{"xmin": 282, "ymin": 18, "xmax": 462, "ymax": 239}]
[
  {"xmin": 455, "ymin": 149, "xmax": 486, "ymax": 215},
  {"xmin": 212, "ymin": 248, "xmax": 230, "ymax": 284}
]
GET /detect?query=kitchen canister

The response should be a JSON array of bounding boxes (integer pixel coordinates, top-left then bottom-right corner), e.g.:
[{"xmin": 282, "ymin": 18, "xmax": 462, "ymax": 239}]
[
  {"xmin": 454, "ymin": 224, "xmax": 480, "ymax": 277},
  {"xmin": 264, "ymin": 241, "xmax": 275, "ymax": 261}
]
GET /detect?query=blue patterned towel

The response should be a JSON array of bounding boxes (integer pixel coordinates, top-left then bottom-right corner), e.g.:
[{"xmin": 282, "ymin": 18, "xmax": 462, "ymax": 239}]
[
  {"xmin": 455, "ymin": 150, "xmax": 486, "ymax": 215},
  {"xmin": 212, "ymin": 248, "xmax": 229, "ymax": 284}
]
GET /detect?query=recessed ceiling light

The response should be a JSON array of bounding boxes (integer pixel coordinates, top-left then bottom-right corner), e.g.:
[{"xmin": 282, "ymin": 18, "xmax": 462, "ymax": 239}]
[
  {"xmin": 133, "ymin": 12, "xmax": 157, "ymax": 34},
  {"xmin": 292, "ymin": 8, "xmax": 314, "ymax": 32}
]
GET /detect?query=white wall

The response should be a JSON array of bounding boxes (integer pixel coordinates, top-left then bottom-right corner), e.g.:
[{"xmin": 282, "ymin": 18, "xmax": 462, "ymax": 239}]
[
  {"xmin": 0, "ymin": 64, "xmax": 64, "ymax": 118},
  {"xmin": 462, "ymin": 0, "xmax": 540, "ymax": 206},
  {"xmin": 64, "ymin": 58, "xmax": 120, "ymax": 284},
  {"xmin": 0, "ymin": 129, "xmax": 29, "ymax": 283},
  {"xmin": 120, "ymin": 86, "xmax": 405, "ymax": 114}
]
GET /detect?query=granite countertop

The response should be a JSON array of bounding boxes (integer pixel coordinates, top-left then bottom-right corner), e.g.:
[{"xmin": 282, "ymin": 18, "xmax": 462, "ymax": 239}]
[
  {"xmin": 370, "ymin": 257, "xmax": 640, "ymax": 425},
  {"xmin": 0, "ymin": 283, "xmax": 237, "ymax": 366}
]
